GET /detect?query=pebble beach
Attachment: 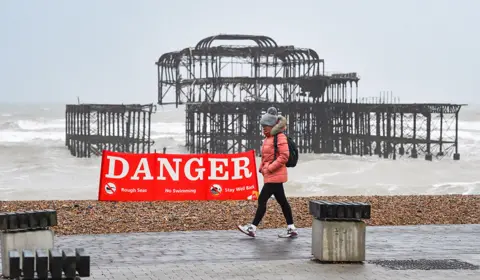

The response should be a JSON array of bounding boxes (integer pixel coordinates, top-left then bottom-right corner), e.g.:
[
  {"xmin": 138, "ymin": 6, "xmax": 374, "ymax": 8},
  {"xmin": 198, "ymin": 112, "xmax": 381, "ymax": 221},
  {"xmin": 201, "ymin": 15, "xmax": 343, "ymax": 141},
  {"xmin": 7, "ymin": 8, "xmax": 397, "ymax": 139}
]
[{"xmin": 1, "ymin": 195, "xmax": 479, "ymax": 236}]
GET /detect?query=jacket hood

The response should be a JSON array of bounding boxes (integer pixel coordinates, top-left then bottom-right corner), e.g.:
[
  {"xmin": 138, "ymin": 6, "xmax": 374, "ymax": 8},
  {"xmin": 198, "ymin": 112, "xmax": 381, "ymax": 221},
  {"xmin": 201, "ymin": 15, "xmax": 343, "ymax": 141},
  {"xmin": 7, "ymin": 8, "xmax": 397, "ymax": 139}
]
[{"xmin": 271, "ymin": 116, "xmax": 287, "ymax": 136}]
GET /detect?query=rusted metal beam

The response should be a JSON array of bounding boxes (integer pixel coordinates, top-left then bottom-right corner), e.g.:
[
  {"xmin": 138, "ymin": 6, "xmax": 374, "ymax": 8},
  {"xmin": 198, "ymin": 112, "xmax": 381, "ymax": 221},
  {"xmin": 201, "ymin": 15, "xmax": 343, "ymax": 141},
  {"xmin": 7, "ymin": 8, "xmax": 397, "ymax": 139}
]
[
  {"xmin": 156, "ymin": 33, "xmax": 464, "ymax": 161},
  {"xmin": 65, "ymin": 104, "xmax": 156, "ymax": 158}
]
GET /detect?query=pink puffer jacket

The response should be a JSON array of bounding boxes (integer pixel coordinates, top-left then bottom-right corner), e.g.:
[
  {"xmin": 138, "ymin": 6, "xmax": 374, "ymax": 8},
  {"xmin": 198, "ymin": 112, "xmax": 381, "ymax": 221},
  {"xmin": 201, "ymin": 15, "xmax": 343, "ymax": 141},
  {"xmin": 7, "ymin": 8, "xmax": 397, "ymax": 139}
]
[{"xmin": 259, "ymin": 116, "xmax": 289, "ymax": 183}]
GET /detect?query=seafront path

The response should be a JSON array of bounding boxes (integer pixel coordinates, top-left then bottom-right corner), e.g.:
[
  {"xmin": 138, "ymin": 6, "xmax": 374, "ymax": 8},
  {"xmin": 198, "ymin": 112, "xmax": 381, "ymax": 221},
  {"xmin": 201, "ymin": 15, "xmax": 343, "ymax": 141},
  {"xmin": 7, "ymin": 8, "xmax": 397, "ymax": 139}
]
[{"xmin": 1, "ymin": 224, "xmax": 479, "ymax": 279}]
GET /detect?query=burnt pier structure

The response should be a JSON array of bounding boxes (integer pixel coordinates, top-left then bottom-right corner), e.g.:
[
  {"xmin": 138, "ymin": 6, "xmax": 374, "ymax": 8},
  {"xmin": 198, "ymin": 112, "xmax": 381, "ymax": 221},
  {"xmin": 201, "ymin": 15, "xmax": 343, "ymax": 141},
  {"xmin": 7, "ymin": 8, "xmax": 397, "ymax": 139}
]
[
  {"xmin": 156, "ymin": 34, "xmax": 463, "ymax": 160},
  {"xmin": 65, "ymin": 104, "xmax": 155, "ymax": 158}
]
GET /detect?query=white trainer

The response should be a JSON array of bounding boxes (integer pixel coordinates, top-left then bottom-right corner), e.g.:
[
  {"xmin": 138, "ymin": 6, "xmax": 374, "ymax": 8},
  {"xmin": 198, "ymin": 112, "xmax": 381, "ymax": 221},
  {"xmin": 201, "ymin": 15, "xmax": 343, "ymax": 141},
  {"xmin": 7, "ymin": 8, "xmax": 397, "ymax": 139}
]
[
  {"xmin": 237, "ymin": 224, "xmax": 256, "ymax": 237},
  {"xmin": 278, "ymin": 227, "xmax": 298, "ymax": 238}
]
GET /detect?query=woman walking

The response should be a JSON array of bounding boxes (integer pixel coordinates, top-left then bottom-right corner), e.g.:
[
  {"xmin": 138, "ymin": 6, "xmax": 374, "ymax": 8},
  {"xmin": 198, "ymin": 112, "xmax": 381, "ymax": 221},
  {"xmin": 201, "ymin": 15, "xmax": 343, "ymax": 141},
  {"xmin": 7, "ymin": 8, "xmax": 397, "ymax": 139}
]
[{"xmin": 237, "ymin": 107, "xmax": 298, "ymax": 238}]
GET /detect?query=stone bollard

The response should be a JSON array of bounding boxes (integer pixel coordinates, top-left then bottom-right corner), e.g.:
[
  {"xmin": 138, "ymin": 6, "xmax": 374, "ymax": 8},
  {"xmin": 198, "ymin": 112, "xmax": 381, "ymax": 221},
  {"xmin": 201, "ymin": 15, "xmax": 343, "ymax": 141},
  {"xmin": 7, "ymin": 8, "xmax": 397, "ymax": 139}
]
[
  {"xmin": 8, "ymin": 248, "xmax": 90, "ymax": 279},
  {"xmin": 309, "ymin": 200, "xmax": 371, "ymax": 263},
  {"xmin": 0, "ymin": 210, "xmax": 57, "ymax": 278}
]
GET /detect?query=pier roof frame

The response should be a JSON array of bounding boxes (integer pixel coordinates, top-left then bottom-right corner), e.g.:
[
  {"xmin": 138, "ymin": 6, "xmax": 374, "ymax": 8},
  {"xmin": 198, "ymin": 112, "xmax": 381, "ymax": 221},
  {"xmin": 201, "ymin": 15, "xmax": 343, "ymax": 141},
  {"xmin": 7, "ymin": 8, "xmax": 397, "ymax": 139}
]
[
  {"xmin": 156, "ymin": 34, "xmax": 324, "ymax": 68},
  {"xmin": 156, "ymin": 34, "xmax": 360, "ymax": 106}
]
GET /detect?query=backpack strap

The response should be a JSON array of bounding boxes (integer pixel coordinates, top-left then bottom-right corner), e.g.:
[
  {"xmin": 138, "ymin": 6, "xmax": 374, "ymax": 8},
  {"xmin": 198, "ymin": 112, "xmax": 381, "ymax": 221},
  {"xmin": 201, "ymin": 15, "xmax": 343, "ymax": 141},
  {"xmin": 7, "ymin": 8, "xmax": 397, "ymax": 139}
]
[{"xmin": 272, "ymin": 133, "xmax": 279, "ymax": 163}]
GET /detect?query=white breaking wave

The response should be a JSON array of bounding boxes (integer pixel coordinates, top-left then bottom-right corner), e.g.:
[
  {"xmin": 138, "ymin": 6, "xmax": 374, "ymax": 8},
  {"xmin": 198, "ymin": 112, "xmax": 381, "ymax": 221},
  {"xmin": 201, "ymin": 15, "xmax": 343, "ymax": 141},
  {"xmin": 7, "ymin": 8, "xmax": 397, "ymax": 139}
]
[
  {"xmin": 16, "ymin": 119, "xmax": 65, "ymax": 130},
  {"xmin": 1, "ymin": 104, "xmax": 480, "ymax": 200},
  {"xmin": 150, "ymin": 122, "xmax": 185, "ymax": 138},
  {"xmin": 0, "ymin": 118, "xmax": 66, "ymax": 143},
  {"xmin": 0, "ymin": 119, "xmax": 64, "ymax": 131},
  {"xmin": 0, "ymin": 118, "xmax": 186, "ymax": 144},
  {"xmin": 0, "ymin": 131, "xmax": 65, "ymax": 143},
  {"xmin": 1, "ymin": 117, "xmax": 480, "ymax": 146},
  {"xmin": 459, "ymin": 121, "xmax": 480, "ymax": 132}
]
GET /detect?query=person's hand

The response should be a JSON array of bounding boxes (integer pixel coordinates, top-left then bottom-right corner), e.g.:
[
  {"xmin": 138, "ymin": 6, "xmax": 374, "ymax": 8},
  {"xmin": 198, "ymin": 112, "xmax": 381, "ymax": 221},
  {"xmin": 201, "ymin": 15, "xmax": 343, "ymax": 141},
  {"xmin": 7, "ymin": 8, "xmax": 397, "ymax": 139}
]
[{"xmin": 262, "ymin": 166, "xmax": 270, "ymax": 174}]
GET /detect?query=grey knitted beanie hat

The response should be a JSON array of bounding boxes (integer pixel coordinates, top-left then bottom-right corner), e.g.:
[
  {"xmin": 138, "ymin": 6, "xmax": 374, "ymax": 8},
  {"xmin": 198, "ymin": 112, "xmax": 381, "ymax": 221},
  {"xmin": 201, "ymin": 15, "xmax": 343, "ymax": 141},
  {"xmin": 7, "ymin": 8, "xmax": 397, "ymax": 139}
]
[{"xmin": 260, "ymin": 107, "xmax": 278, "ymax": 127}]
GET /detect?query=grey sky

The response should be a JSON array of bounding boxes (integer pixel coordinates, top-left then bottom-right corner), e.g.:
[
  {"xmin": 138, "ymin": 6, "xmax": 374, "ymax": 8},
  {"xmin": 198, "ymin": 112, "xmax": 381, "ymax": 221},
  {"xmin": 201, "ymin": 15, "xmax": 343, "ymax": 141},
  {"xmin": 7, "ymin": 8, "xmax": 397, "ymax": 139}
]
[{"xmin": 1, "ymin": 0, "xmax": 478, "ymax": 105}]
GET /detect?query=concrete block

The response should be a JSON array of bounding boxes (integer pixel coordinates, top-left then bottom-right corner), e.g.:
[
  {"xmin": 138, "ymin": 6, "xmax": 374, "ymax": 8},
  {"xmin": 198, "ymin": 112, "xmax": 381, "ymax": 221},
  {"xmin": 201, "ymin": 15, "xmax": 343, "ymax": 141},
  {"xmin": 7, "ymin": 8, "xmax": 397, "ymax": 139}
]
[
  {"xmin": 62, "ymin": 248, "xmax": 77, "ymax": 278},
  {"xmin": 7, "ymin": 250, "xmax": 21, "ymax": 278},
  {"xmin": 36, "ymin": 249, "xmax": 49, "ymax": 279},
  {"xmin": 0, "ymin": 229, "xmax": 54, "ymax": 277},
  {"xmin": 312, "ymin": 218, "xmax": 366, "ymax": 262},
  {"xmin": 49, "ymin": 248, "xmax": 63, "ymax": 279},
  {"xmin": 22, "ymin": 249, "xmax": 35, "ymax": 279},
  {"xmin": 76, "ymin": 248, "xmax": 91, "ymax": 277}
]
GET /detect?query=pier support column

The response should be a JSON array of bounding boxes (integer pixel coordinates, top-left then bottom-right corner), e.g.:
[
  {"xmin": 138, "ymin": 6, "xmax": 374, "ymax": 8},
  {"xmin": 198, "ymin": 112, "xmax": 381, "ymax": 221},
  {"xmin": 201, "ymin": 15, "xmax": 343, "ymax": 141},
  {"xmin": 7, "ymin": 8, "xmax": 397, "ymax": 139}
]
[{"xmin": 411, "ymin": 148, "xmax": 418, "ymax": 158}]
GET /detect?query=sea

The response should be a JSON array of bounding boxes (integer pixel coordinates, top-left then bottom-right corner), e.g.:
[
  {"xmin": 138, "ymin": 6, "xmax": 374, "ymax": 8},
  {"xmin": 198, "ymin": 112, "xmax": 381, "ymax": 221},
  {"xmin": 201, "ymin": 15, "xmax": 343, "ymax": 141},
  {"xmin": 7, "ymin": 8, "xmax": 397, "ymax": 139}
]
[{"xmin": 1, "ymin": 103, "xmax": 480, "ymax": 201}]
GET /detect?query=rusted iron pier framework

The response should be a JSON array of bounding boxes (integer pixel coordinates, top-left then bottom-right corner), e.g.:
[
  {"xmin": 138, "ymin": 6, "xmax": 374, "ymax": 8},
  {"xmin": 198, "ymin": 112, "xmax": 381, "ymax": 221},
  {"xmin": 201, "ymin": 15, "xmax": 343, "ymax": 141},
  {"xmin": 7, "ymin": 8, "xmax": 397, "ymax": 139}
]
[
  {"xmin": 156, "ymin": 34, "xmax": 463, "ymax": 160},
  {"xmin": 65, "ymin": 104, "xmax": 155, "ymax": 158}
]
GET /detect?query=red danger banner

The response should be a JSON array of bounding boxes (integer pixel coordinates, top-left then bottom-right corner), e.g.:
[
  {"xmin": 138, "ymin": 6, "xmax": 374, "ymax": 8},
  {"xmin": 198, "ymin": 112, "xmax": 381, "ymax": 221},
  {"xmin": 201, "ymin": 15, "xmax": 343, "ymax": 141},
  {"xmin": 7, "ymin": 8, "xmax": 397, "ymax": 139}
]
[{"xmin": 97, "ymin": 150, "xmax": 259, "ymax": 201}]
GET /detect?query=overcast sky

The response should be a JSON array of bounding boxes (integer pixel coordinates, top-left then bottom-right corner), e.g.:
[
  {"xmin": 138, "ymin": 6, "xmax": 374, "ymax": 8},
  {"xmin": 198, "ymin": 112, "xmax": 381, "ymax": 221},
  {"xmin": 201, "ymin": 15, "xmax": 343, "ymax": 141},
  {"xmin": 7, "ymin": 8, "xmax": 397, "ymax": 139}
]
[{"xmin": 1, "ymin": 0, "xmax": 478, "ymax": 105}]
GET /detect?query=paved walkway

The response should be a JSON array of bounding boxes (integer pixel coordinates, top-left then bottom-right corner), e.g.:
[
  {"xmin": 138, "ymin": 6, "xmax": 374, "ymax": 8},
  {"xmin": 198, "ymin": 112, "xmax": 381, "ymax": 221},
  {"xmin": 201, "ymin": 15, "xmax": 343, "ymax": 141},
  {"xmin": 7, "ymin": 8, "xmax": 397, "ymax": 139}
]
[{"xmin": 1, "ymin": 224, "xmax": 480, "ymax": 279}]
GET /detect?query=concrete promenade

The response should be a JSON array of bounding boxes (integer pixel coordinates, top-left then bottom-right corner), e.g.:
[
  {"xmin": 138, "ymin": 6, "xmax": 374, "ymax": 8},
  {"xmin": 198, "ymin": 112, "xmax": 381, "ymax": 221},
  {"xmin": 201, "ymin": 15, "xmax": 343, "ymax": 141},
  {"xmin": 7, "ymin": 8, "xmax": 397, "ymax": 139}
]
[{"xmin": 1, "ymin": 224, "xmax": 480, "ymax": 279}]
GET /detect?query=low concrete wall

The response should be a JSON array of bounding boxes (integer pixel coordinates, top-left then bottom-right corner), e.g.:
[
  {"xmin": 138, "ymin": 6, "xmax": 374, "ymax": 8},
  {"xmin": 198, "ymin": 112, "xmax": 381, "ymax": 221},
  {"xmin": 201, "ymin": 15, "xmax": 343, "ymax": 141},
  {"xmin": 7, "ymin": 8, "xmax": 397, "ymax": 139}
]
[{"xmin": 1, "ymin": 230, "xmax": 54, "ymax": 277}]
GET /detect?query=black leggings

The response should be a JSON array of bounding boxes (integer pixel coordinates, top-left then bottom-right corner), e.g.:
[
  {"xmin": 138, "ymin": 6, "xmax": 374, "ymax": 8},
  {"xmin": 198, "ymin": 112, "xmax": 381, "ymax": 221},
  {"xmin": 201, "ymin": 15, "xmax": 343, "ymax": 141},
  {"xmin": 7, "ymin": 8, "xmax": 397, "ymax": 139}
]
[{"xmin": 252, "ymin": 183, "xmax": 294, "ymax": 226}]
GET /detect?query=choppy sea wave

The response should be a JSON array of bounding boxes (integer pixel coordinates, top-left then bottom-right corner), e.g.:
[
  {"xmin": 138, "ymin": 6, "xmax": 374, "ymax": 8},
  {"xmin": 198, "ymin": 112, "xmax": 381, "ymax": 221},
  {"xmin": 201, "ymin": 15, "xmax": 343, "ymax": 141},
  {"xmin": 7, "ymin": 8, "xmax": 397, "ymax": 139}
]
[{"xmin": 1, "ymin": 104, "xmax": 480, "ymax": 200}]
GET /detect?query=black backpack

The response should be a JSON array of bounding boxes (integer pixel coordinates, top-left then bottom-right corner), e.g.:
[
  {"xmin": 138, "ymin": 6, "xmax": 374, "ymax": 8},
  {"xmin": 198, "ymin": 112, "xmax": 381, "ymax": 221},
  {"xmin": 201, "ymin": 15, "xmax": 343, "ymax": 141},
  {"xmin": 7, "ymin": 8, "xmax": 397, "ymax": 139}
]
[{"xmin": 272, "ymin": 133, "xmax": 299, "ymax": 168}]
